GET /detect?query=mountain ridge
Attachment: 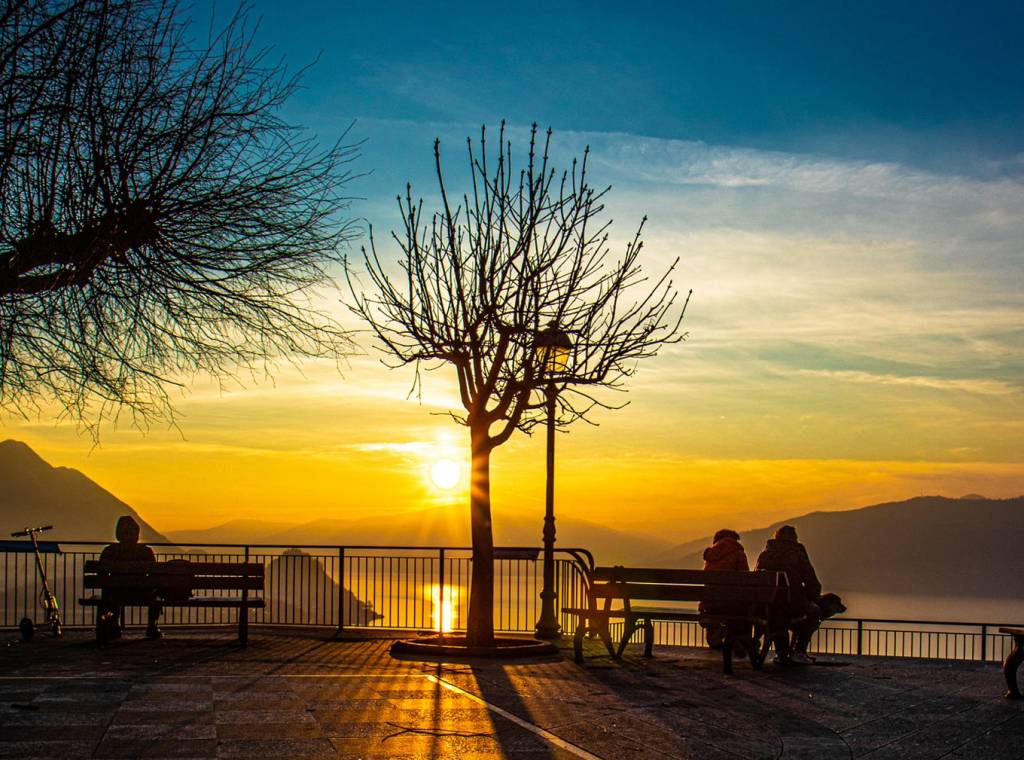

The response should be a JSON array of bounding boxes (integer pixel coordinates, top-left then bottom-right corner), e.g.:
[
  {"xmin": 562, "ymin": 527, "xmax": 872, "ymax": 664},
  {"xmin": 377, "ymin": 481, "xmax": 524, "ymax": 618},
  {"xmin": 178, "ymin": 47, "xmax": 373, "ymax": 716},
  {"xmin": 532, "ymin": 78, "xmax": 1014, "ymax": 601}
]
[
  {"xmin": 653, "ymin": 494, "xmax": 1024, "ymax": 598},
  {"xmin": 4, "ymin": 439, "xmax": 1023, "ymax": 602},
  {"xmin": 0, "ymin": 439, "xmax": 168, "ymax": 543}
]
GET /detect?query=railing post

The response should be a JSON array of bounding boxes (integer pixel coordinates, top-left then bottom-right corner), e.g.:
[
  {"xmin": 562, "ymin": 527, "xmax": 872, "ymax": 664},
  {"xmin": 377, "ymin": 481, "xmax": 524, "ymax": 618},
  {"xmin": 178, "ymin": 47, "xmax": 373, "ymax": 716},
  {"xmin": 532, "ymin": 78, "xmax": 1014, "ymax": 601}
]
[
  {"xmin": 857, "ymin": 619, "xmax": 863, "ymax": 656},
  {"xmin": 981, "ymin": 624, "xmax": 987, "ymax": 662},
  {"xmin": 438, "ymin": 548, "xmax": 446, "ymax": 637},
  {"xmin": 239, "ymin": 545, "xmax": 250, "ymax": 645},
  {"xmin": 337, "ymin": 547, "xmax": 346, "ymax": 635}
]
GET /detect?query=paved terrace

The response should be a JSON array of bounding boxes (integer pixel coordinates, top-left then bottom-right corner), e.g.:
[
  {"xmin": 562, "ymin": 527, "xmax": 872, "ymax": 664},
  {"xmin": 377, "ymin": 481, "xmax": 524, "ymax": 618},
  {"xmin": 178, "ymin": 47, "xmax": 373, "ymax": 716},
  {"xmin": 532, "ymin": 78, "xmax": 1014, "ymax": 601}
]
[{"xmin": 0, "ymin": 628, "xmax": 1021, "ymax": 759}]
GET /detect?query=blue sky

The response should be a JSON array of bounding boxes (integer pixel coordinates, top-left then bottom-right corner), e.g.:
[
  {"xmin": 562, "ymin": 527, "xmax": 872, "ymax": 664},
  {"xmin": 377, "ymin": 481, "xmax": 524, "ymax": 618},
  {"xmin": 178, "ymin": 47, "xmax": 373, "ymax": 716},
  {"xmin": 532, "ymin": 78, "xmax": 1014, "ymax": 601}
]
[
  {"xmin": 10, "ymin": 1, "xmax": 1024, "ymax": 534},
  {"xmin": 250, "ymin": 0, "xmax": 1024, "ymax": 173}
]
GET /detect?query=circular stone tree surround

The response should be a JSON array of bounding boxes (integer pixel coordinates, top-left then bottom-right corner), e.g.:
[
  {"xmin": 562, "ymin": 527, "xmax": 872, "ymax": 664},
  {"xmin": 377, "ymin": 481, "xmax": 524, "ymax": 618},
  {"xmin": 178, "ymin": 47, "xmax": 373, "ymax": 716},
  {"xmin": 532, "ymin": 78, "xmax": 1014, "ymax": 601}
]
[{"xmin": 390, "ymin": 635, "xmax": 558, "ymax": 659}]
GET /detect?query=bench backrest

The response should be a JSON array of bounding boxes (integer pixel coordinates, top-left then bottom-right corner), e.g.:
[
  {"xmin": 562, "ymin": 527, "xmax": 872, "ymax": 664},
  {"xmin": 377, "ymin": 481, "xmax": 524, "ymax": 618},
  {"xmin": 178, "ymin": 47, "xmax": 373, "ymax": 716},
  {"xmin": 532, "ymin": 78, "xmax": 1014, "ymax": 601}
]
[
  {"xmin": 83, "ymin": 560, "xmax": 264, "ymax": 592},
  {"xmin": 588, "ymin": 566, "xmax": 788, "ymax": 607}
]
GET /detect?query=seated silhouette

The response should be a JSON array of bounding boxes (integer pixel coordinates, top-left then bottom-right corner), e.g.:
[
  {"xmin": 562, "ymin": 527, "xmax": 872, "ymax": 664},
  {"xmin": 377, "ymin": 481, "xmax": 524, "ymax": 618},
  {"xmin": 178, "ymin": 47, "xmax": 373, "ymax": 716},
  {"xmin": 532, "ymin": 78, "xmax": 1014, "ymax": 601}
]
[
  {"xmin": 700, "ymin": 528, "xmax": 751, "ymax": 658},
  {"xmin": 99, "ymin": 515, "xmax": 162, "ymax": 640},
  {"xmin": 755, "ymin": 525, "xmax": 822, "ymax": 664}
]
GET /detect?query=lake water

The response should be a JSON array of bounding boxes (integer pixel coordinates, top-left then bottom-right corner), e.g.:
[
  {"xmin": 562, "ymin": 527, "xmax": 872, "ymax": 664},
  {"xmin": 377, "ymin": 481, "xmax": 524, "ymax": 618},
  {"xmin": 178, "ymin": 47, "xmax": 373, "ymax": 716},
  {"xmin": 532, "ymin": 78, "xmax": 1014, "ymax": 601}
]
[{"xmin": 834, "ymin": 590, "xmax": 1024, "ymax": 625}]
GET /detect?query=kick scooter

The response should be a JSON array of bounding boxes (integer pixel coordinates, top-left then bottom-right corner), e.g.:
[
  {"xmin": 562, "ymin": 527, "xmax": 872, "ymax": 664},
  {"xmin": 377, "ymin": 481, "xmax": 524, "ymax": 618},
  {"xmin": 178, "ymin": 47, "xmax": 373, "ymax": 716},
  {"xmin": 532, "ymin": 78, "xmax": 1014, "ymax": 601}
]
[{"xmin": 11, "ymin": 525, "xmax": 63, "ymax": 640}]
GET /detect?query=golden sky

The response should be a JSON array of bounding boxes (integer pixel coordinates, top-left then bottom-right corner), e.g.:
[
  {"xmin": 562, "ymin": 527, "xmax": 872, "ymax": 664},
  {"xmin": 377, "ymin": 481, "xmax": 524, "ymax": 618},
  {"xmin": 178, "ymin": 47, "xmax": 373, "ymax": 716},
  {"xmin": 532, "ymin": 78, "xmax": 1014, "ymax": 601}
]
[{"xmin": 5, "ymin": 124, "xmax": 1024, "ymax": 539}]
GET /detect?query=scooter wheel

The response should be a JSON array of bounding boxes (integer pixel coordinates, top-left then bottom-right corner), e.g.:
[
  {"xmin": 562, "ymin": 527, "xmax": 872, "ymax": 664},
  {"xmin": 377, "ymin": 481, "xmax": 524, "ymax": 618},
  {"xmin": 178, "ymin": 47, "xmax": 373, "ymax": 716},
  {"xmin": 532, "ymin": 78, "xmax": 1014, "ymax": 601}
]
[
  {"xmin": 51, "ymin": 620, "xmax": 63, "ymax": 637},
  {"xmin": 19, "ymin": 617, "xmax": 34, "ymax": 642}
]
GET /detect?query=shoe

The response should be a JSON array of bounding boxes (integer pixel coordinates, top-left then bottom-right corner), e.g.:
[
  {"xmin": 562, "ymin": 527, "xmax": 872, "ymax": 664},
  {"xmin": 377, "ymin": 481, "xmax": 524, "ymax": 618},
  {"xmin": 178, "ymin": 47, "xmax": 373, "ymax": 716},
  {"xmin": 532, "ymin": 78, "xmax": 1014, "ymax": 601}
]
[
  {"xmin": 790, "ymin": 651, "xmax": 815, "ymax": 665},
  {"xmin": 706, "ymin": 627, "xmax": 725, "ymax": 650},
  {"xmin": 145, "ymin": 626, "xmax": 163, "ymax": 640},
  {"xmin": 99, "ymin": 612, "xmax": 121, "ymax": 640}
]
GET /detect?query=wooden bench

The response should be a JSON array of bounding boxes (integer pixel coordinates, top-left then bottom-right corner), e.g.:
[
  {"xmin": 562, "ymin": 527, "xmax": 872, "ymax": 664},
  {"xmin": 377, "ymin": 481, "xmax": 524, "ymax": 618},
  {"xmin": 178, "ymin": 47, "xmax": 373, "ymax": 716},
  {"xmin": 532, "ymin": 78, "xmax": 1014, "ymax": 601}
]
[
  {"xmin": 1000, "ymin": 627, "xmax": 1024, "ymax": 699},
  {"xmin": 565, "ymin": 566, "xmax": 790, "ymax": 674},
  {"xmin": 79, "ymin": 560, "xmax": 265, "ymax": 645}
]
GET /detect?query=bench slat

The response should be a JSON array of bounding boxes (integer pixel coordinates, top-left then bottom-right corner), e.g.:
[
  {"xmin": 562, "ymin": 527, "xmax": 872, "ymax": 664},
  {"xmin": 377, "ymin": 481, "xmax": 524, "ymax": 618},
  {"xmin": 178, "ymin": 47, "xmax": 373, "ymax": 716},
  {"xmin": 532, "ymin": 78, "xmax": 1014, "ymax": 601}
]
[
  {"xmin": 590, "ymin": 583, "xmax": 782, "ymax": 604},
  {"xmin": 628, "ymin": 606, "xmax": 701, "ymax": 620},
  {"xmin": 591, "ymin": 567, "xmax": 782, "ymax": 586},
  {"xmin": 84, "ymin": 576, "xmax": 264, "ymax": 591},
  {"xmin": 83, "ymin": 560, "xmax": 263, "ymax": 576},
  {"xmin": 79, "ymin": 596, "xmax": 266, "ymax": 609}
]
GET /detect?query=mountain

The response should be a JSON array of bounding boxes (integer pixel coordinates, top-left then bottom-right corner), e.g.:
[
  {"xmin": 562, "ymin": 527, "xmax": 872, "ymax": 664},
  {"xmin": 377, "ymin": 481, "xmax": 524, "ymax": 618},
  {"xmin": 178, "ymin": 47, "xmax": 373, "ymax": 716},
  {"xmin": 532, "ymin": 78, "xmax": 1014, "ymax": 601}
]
[
  {"xmin": 0, "ymin": 439, "xmax": 168, "ymax": 544},
  {"xmin": 167, "ymin": 519, "xmax": 294, "ymax": 546},
  {"xmin": 170, "ymin": 510, "xmax": 671, "ymax": 565},
  {"xmin": 652, "ymin": 495, "xmax": 1024, "ymax": 597},
  {"xmin": 264, "ymin": 549, "xmax": 381, "ymax": 626}
]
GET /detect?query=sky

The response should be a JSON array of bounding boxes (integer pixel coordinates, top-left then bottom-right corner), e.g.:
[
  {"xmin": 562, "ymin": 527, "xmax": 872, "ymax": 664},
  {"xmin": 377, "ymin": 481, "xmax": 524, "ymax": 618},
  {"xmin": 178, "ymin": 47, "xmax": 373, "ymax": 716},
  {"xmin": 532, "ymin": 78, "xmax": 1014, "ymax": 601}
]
[{"xmin": 5, "ymin": 1, "xmax": 1024, "ymax": 541}]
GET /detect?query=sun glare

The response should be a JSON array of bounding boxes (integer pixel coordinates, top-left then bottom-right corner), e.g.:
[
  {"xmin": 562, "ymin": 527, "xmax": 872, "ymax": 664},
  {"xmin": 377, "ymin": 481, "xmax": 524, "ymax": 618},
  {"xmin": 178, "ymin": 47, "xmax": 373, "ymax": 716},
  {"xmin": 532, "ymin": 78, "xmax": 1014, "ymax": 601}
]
[
  {"xmin": 428, "ymin": 583, "xmax": 458, "ymax": 633},
  {"xmin": 430, "ymin": 458, "xmax": 461, "ymax": 490}
]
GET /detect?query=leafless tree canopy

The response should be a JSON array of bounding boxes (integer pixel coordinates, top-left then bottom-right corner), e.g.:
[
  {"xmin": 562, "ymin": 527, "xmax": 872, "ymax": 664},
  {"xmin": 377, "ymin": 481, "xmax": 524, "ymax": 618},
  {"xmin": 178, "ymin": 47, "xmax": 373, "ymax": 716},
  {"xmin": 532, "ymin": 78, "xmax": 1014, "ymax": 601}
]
[
  {"xmin": 350, "ymin": 122, "xmax": 688, "ymax": 645},
  {"xmin": 0, "ymin": 0, "xmax": 358, "ymax": 429},
  {"xmin": 352, "ymin": 123, "xmax": 688, "ymax": 449}
]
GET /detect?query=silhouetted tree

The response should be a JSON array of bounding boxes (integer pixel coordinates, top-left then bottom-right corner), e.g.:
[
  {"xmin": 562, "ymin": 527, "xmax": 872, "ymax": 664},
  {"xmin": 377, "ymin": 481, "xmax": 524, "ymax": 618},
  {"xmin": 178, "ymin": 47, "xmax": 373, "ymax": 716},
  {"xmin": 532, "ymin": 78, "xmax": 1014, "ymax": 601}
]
[
  {"xmin": 349, "ymin": 123, "xmax": 689, "ymax": 646},
  {"xmin": 0, "ymin": 0, "xmax": 358, "ymax": 430}
]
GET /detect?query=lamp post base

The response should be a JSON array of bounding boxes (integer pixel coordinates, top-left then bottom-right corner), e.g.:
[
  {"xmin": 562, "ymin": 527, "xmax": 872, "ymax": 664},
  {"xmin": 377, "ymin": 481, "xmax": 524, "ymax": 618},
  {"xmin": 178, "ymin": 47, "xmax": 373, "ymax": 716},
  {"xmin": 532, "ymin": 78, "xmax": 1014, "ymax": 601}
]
[
  {"xmin": 534, "ymin": 622, "xmax": 562, "ymax": 640},
  {"xmin": 535, "ymin": 589, "xmax": 561, "ymax": 639}
]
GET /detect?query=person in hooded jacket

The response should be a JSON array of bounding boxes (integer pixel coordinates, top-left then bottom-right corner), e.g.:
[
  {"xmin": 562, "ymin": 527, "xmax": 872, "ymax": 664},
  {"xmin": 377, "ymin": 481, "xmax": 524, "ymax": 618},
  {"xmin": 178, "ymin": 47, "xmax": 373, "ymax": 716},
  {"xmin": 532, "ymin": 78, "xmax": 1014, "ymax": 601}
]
[
  {"xmin": 755, "ymin": 524, "xmax": 821, "ymax": 664},
  {"xmin": 99, "ymin": 515, "xmax": 163, "ymax": 640},
  {"xmin": 702, "ymin": 529, "xmax": 749, "ymax": 573},
  {"xmin": 700, "ymin": 529, "xmax": 749, "ymax": 652}
]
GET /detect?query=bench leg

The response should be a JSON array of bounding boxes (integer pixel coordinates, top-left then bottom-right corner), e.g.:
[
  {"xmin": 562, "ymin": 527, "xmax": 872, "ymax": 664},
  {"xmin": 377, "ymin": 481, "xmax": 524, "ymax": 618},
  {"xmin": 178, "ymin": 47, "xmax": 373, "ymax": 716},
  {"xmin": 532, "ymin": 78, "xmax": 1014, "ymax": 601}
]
[
  {"xmin": 574, "ymin": 620, "xmax": 587, "ymax": 664},
  {"xmin": 643, "ymin": 619, "xmax": 654, "ymax": 658},
  {"xmin": 238, "ymin": 607, "xmax": 249, "ymax": 646},
  {"xmin": 616, "ymin": 615, "xmax": 639, "ymax": 659},
  {"xmin": 1004, "ymin": 634, "xmax": 1023, "ymax": 699},
  {"xmin": 598, "ymin": 619, "xmax": 617, "ymax": 659}
]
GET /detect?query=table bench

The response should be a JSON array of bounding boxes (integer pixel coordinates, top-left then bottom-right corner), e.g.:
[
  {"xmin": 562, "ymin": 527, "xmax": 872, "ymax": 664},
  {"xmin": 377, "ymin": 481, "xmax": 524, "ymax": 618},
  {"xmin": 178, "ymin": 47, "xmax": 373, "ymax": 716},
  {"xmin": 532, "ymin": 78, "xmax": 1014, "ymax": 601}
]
[
  {"xmin": 565, "ymin": 566, "xmax": 790, "ymax": 674},
  {"xmin": 1000, "ymin": 627, "xmax": 1024, "ymax": 699},
  {"xmin": 80, "ymin": 560, "xmax": 265, "ymax": 644}
]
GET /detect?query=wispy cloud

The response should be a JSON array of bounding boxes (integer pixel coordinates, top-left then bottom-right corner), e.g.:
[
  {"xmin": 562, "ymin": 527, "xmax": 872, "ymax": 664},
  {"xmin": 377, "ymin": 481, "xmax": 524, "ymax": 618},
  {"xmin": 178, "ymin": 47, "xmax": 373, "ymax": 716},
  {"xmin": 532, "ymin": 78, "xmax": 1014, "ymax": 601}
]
[
  {"xmin": 796, "ymin": 369, "xmax": 1019, "ymax": 396},
  {"xmin": 8, "ymin": 120, "xmax": 1024, "ymax": 529}
]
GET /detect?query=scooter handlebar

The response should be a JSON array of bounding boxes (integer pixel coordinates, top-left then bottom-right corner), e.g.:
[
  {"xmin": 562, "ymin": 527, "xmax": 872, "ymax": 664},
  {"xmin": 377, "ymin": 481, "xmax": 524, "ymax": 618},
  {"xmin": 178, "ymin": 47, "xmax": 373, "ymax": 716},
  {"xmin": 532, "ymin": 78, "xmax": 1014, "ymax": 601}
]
[{"xmin": 10, "ymin": 525, "xmax": 53, "ymax": 537}]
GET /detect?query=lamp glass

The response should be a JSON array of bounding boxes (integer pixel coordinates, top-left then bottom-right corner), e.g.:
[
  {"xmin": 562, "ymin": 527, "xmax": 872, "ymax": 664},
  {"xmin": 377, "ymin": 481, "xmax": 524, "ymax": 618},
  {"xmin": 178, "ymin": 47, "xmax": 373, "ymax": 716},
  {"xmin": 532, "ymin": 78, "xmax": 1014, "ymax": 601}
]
[
  {"xmin": 544, "ymin": 345, "xmax": 570, "ymax": 374},
  {"xmin": 535, "ymin": 325, "xmax": 573, "ymax": 376}
]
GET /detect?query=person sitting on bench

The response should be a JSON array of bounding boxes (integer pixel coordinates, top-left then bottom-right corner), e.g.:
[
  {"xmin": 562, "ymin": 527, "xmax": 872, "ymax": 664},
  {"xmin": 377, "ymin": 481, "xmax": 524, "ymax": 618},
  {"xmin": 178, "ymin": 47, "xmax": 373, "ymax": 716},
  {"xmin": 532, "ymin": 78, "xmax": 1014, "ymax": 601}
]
[
  {"xmin": 700, "ymin": 528, "xmax": 750, "ymax": 655},
  {"xmin": 100, "ymin": 515, "xmax": 162, "ymax": 640},
  {"xmin": 755, "ymin": 525, "xmax": 821, "ymax": 664}
]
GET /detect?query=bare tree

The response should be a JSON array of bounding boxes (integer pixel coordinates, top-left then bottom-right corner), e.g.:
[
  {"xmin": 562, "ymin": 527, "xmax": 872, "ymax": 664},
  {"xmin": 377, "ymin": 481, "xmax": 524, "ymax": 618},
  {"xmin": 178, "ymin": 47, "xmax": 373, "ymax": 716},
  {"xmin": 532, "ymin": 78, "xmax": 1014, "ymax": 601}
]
[
  {"xmin": 0, "ymin": 0, "xmax": 358, "ymax": 431},
  {"xmin": 349, "ymin": 123, "xmax": 690, "ymax": 646}
]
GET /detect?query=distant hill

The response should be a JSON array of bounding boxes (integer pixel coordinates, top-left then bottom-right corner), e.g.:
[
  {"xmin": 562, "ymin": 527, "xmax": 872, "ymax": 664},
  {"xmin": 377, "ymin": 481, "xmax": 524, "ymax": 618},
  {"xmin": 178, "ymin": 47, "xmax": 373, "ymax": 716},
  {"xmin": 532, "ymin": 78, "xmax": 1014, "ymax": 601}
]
[
  {"xmin": 7, "ymin": 439, "xmax": 1021, "ymax": 603},
  {"xmin": 652, "ymin": 495, "xmax": 1024, "ymax": 598},
  {"xmin": 264, "ymin": 549, "xmax": 381, "ymax": 626},
  {"xmin": 169, "ymin": 510, "xmax": 671, "ymax": 565},
  {"xmin": 167, "ymin": 519, "xmax": 295, "ymax": 546},
  {"xmin": 0, "ymin": 439, "xmax": 168, "ymax": 544}
]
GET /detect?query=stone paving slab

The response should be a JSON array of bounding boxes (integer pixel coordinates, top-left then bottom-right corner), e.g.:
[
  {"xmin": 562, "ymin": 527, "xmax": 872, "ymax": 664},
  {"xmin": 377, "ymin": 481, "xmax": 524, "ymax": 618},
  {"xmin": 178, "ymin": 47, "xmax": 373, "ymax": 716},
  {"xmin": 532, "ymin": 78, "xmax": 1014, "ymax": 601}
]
[{"xmin": 0, "ymin": 628, "xmax": 1022, "ymax": 759}]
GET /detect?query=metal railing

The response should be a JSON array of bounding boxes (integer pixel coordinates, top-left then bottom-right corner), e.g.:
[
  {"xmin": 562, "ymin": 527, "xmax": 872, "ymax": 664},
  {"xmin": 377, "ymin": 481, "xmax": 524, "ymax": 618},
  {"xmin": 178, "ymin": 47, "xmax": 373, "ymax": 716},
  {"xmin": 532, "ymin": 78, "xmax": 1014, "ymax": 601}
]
[
  {"xmin": 609, "ymin": 617, "xmax": 1021, "ymax": 664},
  {"xmin": 2, "ymin": 541, "xmax": 1018, "ymax": 663},
  {"xmin": 0, "ymin": 542, "xmax": 593, "ymax": 635}
]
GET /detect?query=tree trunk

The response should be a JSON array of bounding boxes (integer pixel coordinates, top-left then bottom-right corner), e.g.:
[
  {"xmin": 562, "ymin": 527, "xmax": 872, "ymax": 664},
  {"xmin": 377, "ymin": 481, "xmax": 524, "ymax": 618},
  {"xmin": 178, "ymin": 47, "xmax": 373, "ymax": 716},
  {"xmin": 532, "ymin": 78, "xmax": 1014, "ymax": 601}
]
[{"xmin": 466, "ymin": 423, "xmax": 494, "ymax": 647}]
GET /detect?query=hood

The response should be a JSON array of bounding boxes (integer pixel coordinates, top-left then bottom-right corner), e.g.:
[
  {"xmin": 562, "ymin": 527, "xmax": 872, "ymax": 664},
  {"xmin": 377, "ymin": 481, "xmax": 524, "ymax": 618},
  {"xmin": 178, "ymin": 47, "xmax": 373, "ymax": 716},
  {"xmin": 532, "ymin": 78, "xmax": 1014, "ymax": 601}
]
[
  {"xmin": 764, "ymin": 538, "xmax": 800, "ymax": 554},
  {"xmin": 703, "ymin": 537, "xmax": 744, "ymax": 563}
]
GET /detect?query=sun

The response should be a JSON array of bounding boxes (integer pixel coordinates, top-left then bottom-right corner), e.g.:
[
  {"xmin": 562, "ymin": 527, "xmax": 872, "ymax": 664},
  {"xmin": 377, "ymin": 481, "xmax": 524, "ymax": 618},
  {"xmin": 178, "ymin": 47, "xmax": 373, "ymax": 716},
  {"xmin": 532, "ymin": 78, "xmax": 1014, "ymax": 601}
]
[{"xmin": 430, "ymin": 458, "xmax": 461, "ymax": 490}]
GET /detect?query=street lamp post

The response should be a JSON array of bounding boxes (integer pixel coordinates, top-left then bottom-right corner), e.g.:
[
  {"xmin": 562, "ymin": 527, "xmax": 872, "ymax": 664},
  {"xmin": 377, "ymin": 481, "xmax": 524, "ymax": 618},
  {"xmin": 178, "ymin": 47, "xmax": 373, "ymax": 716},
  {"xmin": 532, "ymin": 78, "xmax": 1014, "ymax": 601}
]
[{"xmin": 534, "ymin": 322, "xmax": 572, "ymax": 640}]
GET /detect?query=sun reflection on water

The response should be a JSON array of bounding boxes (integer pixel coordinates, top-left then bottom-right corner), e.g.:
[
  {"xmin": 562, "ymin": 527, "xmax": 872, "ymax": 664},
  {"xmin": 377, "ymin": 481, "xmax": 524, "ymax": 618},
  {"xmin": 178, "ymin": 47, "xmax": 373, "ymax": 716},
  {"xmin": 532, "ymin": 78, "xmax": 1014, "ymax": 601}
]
[{"xmin": 428, "ymin": 583, "xmax": 458, "ymax": 633}]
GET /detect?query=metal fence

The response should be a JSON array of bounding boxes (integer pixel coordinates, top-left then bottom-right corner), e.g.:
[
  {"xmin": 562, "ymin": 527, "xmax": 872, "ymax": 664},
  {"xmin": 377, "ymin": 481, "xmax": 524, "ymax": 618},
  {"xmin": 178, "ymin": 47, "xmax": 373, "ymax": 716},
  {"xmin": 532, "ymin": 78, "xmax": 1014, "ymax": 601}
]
[
  {"xmin": 610, "ymin": 617, "xmax": 1021, "ymax": 664},
  {"xmin": 2, "ymin": 541, "xmax": 1018, "ymax": 664},
  {"xmin": 0, "ymin": 542, "xmax": 592, "ymax": 635}
]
